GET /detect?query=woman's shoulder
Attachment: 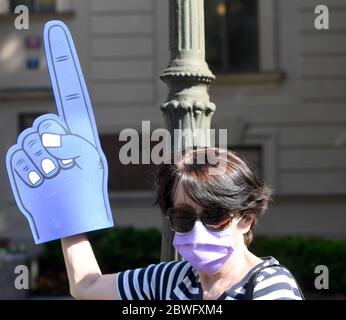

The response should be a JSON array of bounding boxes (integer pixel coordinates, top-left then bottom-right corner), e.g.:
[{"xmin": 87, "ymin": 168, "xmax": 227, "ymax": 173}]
[
  {"xmin": 251, "ymin": 256, "xmax": 304, "ymax": 300},
  {"xmin": 255, "ymin": 256, "xmax": 296, "ymax": 278}
]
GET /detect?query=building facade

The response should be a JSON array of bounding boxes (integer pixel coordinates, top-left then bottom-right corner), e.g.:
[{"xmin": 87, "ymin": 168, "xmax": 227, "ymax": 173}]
[{"xmin": 0, "ymin": 0, "xmax": 345, "ymax": 254}]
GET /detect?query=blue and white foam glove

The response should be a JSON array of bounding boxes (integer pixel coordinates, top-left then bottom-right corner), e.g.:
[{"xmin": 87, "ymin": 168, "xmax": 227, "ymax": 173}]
[{"xmin": 6, "ymin": 20, "xmax": 114, "ymax": 244}]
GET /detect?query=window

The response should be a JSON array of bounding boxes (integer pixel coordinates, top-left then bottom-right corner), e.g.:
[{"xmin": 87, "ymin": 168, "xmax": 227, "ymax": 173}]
[
  {"xmin": 100, "ymin": 134, "xmax": 158, "ymax": 192},
  {"xmin": 10, "ymin": 0, "xmax": 56, "ymax": 13},
  {"xmin": 205, "ymin": 0, "xmax": 259, "ymax": 73}
]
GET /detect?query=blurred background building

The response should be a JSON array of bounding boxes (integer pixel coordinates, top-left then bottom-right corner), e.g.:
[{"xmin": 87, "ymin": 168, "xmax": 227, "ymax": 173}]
[{"xmin": 0, "ymin": 0, "xmax": 345, "ymax": 298}]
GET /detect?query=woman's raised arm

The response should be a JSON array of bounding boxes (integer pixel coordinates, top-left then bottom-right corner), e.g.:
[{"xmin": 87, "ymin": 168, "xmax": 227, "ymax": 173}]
[{"xmin": 61, "ymin": 235, "xmax": 119, "ymax": 300}]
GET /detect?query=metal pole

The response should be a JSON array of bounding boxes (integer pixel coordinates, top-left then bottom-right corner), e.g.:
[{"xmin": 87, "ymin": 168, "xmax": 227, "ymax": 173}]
[{"xmin": 160, "ymin": 0, "xmax": 216, "ymax": 261}]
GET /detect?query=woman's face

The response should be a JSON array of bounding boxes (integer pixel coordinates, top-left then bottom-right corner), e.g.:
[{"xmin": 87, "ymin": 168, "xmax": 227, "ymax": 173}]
[{"xmin": 172, "ymin": 184, "xmax": 246, "ymax": 246}]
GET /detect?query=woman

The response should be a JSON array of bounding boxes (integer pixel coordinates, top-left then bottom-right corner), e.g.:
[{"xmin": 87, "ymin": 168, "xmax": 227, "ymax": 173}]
[{"xmin": 61, "ymin": 147, "xmax": 304, "ymax": 300}]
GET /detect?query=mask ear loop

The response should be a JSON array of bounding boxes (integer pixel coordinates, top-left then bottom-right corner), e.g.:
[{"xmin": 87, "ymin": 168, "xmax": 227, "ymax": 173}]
[
  {"xmin": 235, "ymin": 212, "xmax": 245, "ymax": 226},
  {"xmin": 228, "ymin": 212, "xmax": 248, "ymax": 248},
  {"xmin": 217, "ymin": 211, "xmax": 244, "ymax": 235},
  {"xmin": 236, "ymin": 215, "xmax": 242, "ymax": 225},
  {"xmin": 235, "ymin": 211, "xmax": 247, "ymax": 226}
]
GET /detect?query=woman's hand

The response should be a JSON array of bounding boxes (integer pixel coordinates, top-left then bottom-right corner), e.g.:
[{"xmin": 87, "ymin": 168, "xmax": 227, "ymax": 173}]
[{"xmin": 61, "ymin": 235, "xmax": 119, "ymax": 300}]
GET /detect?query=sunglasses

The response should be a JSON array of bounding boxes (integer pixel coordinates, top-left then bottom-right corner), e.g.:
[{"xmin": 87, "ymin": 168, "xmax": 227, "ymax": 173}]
[{"xmin": 166, "ymin": 206, "xmax": 235, "ymax": 233}]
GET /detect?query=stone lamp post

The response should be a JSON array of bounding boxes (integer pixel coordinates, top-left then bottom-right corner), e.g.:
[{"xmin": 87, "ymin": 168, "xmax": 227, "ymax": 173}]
[{"xmin": 160, "ymin": 0, "xmax": 216, "ymax": 261}]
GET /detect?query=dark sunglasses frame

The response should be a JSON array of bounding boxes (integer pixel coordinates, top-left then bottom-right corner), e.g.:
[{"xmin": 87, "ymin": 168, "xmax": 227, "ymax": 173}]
[{"xmin": 166, "ymin": 206, "xmax": 235, "ymax": 233}]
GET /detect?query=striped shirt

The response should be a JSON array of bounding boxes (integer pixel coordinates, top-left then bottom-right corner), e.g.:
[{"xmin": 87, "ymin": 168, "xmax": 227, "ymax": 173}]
[{"xmin": 115, "ymin": 256, "xmax": 303, "ymax": 300}]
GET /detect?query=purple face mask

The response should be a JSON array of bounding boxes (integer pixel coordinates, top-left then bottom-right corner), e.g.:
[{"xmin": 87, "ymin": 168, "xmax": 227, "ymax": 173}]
[{"xmin": 173, "ymin": 218, "xmax": 241, "ymax": 274}]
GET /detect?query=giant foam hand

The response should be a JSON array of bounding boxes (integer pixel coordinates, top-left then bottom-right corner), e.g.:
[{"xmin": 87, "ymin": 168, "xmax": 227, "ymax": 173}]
[{"xmin": 6, "ymin": 21, "xmax": 114, "ymax": 244}]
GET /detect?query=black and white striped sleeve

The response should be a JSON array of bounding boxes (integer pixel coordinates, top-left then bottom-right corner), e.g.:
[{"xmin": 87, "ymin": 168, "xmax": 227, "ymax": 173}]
[
  {"xmin": 115, "ymin": 261, "xmax": 187, "ymax": 300},
  {"xmin": 252, "ymin": 266, "xmax": 303, "ymax": 300}
]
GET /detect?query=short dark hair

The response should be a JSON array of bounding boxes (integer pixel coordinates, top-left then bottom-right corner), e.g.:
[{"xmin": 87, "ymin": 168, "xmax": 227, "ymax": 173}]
[{"xmin": 154, "ymin": 147, "xmax": 272, "ymax": 246}]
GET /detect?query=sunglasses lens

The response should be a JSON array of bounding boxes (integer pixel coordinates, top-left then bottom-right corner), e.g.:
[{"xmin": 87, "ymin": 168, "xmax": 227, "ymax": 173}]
[
  {"xmin": 168, "ymin": 207, "xmax": 232, "ymax": 233},
  {"xmin": 202, "ymin": 208, "xmax": 232, "ymax": 231},
  {"xmin": 168, "ymin": 208, "xmax": 196, "ymax": 233}
]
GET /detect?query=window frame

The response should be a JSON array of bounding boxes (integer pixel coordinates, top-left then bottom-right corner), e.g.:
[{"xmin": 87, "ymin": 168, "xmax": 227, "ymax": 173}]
[
  {"xmin": 214, "ymin": 117, "xmax": 279, "ymax": 189},
  {"xmin": 258, "ymin": 0, "xmax": 278, "ymax": 72},
  {"xmin": 99, "ymin": 122, "xmax": 164, "ymax": 201},
  {"xmin": 207, "ymin": 0, "xmax": 282, "ymax": 84}
]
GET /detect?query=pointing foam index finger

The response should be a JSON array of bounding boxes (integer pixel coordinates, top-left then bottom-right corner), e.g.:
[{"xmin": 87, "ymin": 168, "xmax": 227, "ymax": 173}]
[{"xmin": 44, "ymin": 20, "xmax": 99, "ymax": 148}]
